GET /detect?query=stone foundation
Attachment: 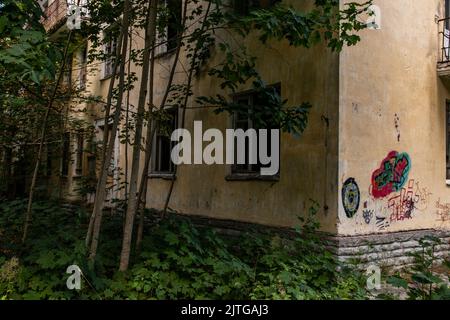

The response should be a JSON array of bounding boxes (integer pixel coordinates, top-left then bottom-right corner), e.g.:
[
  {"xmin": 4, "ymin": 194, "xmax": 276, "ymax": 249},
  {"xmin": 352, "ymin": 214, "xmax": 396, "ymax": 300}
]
[
  {"xmin": 327, "ymin": 229, "xmax": 450, "ymax": 269},
  {"xmin": 151, "ymin": 210, "xmax": 450, "ymax": 269}
]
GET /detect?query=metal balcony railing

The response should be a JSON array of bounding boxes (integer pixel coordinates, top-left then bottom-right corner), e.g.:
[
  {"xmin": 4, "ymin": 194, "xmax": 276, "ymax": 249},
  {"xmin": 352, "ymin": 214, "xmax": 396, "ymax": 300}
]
[
  {"xmin": 438, "ymin": 17, "xmax": 450, "ymax": 64},
  {"xmin": 42, "ymin": 0, "xmax": 68, "ymax": 31}
]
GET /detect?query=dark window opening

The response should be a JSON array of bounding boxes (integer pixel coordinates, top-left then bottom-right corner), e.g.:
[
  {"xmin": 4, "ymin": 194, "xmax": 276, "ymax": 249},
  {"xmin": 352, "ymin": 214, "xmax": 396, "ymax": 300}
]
[
  {"xmin": 75, "ymin": 132, "xmax": 84, "ymax": 176},
  {"xmin": 104, "ymin": 30, "xmax": 118, "ymax": 78},
  {"xmin": 79, "ymin": 44, "xmax": 88, "ymax": 89},
  {"xmin": 152, "ymin": 108, "xmax": 178, "ymax": 174},
  {"xmin": 61, "ymin": 132, "xmax": 71, "ymax": 177},
  {"xmin": 97, "ymin": 122, "xmax": 116, "ymax": 176},
  {"xmin": 446, "ymin": 0, "xmax": 450, "ymax": 29},
  {"xmin": 88, "ymin": 156, "xmax": 96, "ymax": 177},
  {"xmin": 63, "ymin": 54, "xmax": 73, "ymax": 87},
  {"xmin": 166, "ymin": 0, "xmax": 182, "ymax": 52},
  {"xmin": 231, "ymin": 84, "xmax": 281, "ymax": 176}
]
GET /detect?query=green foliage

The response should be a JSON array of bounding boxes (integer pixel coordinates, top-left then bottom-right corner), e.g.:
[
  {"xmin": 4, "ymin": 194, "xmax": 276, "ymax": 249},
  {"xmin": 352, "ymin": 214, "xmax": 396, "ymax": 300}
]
[
  {"xmin": 0, "ymin": 199, "xmax": 368, "ymax": 300},
  {"xmin": 0, "ymin": 199, "xmax": 89, "ymax": 299},
  {"xmin": 385, "ymin": 236, "xmax": 450, "ymax": 300},
  {"xmin": 228, "ymin": 0, "xmax": 372, "ymax": 52}
]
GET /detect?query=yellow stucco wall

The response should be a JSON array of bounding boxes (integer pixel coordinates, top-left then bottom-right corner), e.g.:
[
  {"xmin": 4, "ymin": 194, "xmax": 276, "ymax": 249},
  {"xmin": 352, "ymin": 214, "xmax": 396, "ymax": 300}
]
[
  {"xmin": 141, "ymin": 0, "xmax": 340, "ymax": 233},
  {"xmin": 338, "ymin": 0, "xmax": 450, "ymax": 235}
]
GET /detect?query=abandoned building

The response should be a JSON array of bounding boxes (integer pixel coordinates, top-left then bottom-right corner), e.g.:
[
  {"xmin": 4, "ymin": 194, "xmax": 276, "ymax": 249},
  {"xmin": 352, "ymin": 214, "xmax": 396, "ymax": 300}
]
[{"xmin": 40, "ymin": 0, "xmax": 450, "ymax": 267}]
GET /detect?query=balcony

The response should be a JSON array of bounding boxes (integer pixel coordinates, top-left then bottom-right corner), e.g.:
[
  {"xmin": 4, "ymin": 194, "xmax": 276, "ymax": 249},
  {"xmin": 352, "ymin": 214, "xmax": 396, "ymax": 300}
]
[
  {"xmin": 42, "ymin": 0, "xmax": 68, "ymax": 32},
  {"xmin": 438, "ymin": 17, "xmax": 450, "ymax": 79}
]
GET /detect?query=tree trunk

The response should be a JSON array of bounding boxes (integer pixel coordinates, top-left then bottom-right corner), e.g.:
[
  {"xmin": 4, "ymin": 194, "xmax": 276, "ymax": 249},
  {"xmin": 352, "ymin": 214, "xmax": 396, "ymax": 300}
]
[
  {"xmin": 85, "ymin": 29, "xmax": 125, "ymax": 248},
  {"xmin": 135, "ymin": 48, "xmax": 156, "ymax": 254},
  {"xmin": 22, "ymin": 31, "xmax": 74, "ymax": 243},
  {"xmin": 119, "ymin": 0, "xmax": 158, "ymax": 272},
  {"xmin": 163, "ymin": 2, "xmax": 213, "ymax": 215},
  {"xmin": 88, "ymin": 0, "xmax": 132, "ymax": 262},
  {"xmin": 135, "ymin": 0, "xmax": 190, "ymax": 253}
]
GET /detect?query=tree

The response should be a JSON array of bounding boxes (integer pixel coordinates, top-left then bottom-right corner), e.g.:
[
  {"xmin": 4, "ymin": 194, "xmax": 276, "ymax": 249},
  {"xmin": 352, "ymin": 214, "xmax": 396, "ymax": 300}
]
[
  {"xmin": 0, "ymin": 0, "xmax": 371, "ymax": 271},
  {"xmin": 0, "ymin": 0, "xmax": 86, "ymax": 241}
]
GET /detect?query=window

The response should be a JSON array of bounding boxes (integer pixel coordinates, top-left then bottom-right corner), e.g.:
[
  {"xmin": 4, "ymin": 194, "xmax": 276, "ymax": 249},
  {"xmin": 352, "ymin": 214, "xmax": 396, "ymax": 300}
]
[
  {"xmin": 156, "ymin": 0, "xmax": 182, "ymax": 55},
  {"xmin": 63, "ymin": 54, "xmax": 73, "ymax": 87},
  {"xmin": 230, "ymin": 84, "xmax": 281, "ymax": 177},
  {"xmin": 103, "ymin": 30, "xmax": 118, "ymax": 78},
  {"xmin": 75, "ymin": 132, "xmax": 84, "ymax": 176},
  {"xmin": 447, "ymin": 102, "xmax": 450, "ymax": 181},
  {"xmin": 152, "ymin": 108, "xmax": 178, "ymax": 175},
  {"xmin": 233, "ymin": 0, "xmax": 281, "ymax": 15},
  {"xmin": 79, "ymin": 44, "xmax": 88, "ymax": 89},
  {"xmin": 87, "ymin": 155, "xmax": 96, "ymax": 177},
  {"xmin": 446, "ymin": 0, "xmax": 450, "ymax": 29},
  {"xmin": 61, "ymin": 132, "xmax": 71, "ymax": 177},
  {"xmin": 95, "ymin": 121, "xmax": 117, "ymax": 176}
]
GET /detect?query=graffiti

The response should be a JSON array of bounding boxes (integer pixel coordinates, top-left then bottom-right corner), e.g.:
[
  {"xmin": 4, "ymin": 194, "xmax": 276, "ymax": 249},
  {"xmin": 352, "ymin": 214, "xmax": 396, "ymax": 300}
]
[
  {"xmin": 413, "ymin": 181, "xmax": 432, "ymax": 211},
  {"xmin": 371, "ymin": 151, "xmax": 411, "ymax": 199},
  {"xmin": 387, "ymin": 180, "xmax": 415, "ymax": 222},
  {"xmin": 376, "ymin": 216, "xmax": 390, "ymax": 230},
  {"xmin": 342, "ymin": 178, "xmax": 360, "ymax": 218},
  {"xmin": 363, "ymin": 210, "xmax": 374, "ymax": 224},
  {"xmin": 363, "ymin": 179, "xmax": 431, "ymax": 230},
  {"xmin": 436, "ymin": 199, "xmax": 450, "ymax": 222},
  {"xmin": 386, "ymin": 179, "xmax": 431, "ymax": 222},
  {"xmin": 394, "ymin": 114, "xmax": 400, "ymax": 142}
]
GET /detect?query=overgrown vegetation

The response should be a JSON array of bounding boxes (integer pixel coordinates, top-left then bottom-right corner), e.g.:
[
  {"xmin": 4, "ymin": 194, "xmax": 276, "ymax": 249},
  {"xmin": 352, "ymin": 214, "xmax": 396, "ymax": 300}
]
[
  {"xmin": 0, "ymin": 199, "xmax": 368, "ymax": 300},
  {"xmin": 384, "ymin": 236, "xmax": 450, "ymax": 300}
]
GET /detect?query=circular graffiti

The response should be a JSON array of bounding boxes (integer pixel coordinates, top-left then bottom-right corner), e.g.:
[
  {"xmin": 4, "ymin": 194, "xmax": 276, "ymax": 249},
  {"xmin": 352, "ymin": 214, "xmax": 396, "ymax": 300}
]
[{"xmin": 342, "ymin": 178, "xmax": 360, "ymax": 218}]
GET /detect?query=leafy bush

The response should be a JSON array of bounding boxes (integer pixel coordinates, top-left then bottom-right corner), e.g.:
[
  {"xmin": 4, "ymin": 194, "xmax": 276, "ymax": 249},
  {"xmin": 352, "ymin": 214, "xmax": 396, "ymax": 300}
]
[
  {"xmin": 386, "ymin": 236, "xmax": 450, "ymax": 300},
  {"xmin": 0, "ymin": 199, "xmax": 368, "ymax": 300}
]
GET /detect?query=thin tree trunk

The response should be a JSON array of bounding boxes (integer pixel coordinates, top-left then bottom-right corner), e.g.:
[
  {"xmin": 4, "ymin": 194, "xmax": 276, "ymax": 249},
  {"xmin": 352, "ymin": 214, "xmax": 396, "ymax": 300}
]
[
  {"xmin": 22, "ymin": 31, "xmax": 74, "ymax": 243},
  {"xmin": 135, "ymin": 48, "xmax": 155, "ymax": 255},
  {"xmin": 136, "ymin": 0, "xmax": 190, "ymax": 234},
  {"xmin": 124, "ymin": 32, "xmax": 133, "ymax": 202},
  {"xmin": 88, "ymin": 0, "xmax": 132, "ymax": 262},
  {"xmin": 163, "ymin": 2, "xmax": 213, "ymax": 216},
  {"xmin": 85, "ymin": 29, "xmax": 125, "ymax": 248},
  {"xmin": 119, "ymin": 0, "xmax": 158, "ymax": 272}
]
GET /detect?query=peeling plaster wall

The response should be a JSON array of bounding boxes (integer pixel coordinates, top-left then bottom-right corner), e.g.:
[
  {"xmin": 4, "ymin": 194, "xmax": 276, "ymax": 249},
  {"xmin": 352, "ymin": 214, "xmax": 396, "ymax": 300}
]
[
  {"xmin": 144, "ymin": 0, "xmax": 340, "ymax": 233},
  {"xmin": 338, "ymin": 0, "xmax": 450, "ymax": 236}
]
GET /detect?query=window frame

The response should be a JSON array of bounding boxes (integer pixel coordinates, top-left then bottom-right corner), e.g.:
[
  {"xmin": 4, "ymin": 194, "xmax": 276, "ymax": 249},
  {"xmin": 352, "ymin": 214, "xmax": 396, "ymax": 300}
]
[
  {"xmin": 226, "ymin": 84, "xmax": 281, "ymax": 182},
  {"xmin": 78, "ymin": 44, "xmax": 88, "ymax": 89},
  {"xmin": 150, "ymin": 107, "xmax": 179, "ymax": 179},
  {"xmin": 155, "ymin": 0, "xmax": 183, "ymax": 57},
  {"xmin": 102, "ymin": 28, "xmax": 118, "ymax": 79},
  {"xmin": 75, "ymin": 131, "xmax": 84, "ymax": 177},
  {"xmin": 61, "ymin": 132, "xmax": 71, "ymax": 177}
]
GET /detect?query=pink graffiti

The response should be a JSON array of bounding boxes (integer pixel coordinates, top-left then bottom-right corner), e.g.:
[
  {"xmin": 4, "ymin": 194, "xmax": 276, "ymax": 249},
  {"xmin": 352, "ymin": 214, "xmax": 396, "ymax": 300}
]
[{"xmin": 371, "ymin": 151, "xmax": 411, "ymax": 199}]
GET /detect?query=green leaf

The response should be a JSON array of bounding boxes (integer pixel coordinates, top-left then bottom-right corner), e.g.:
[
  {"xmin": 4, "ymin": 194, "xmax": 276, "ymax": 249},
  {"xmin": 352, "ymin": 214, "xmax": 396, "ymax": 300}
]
[{"xmin": 387, "ymin": 276, "xmax": 409, "ymax": 289}]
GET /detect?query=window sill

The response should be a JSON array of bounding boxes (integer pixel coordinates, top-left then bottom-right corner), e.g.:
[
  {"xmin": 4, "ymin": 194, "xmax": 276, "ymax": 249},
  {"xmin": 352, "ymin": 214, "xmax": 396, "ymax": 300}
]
[
  {"xmin": 149, "ymin": 173, "xmax": 176, "ymax": 181},
  {"xmin": 226, "ymin": 173, "xmax": 280, "ymax": 182},
  {"xmin": 446, "ymin": 179, "xmax": 450, "ymax": 186}
]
